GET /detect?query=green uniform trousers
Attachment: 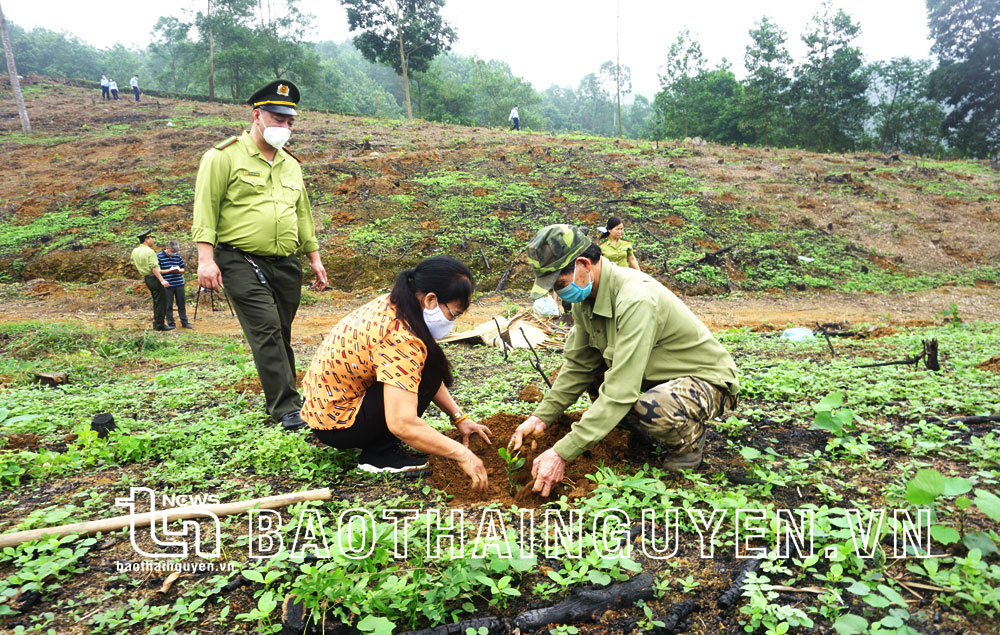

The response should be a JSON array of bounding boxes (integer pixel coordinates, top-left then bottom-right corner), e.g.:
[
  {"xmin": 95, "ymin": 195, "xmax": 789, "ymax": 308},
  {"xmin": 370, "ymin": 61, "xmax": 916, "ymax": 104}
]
[
  {"xmin": 144, "ymin": 274, "xmax": 167, "ymax": 329},
  {"xmin": 216, "ymin": 248, "xmax": 302, "ymax": 419}
]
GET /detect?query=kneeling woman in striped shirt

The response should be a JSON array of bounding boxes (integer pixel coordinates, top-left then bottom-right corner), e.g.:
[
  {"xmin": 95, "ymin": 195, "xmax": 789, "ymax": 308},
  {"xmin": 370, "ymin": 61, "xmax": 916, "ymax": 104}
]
[{"xmin": 301, "ymin": 256, "xmax": 490, "ymax": 490}]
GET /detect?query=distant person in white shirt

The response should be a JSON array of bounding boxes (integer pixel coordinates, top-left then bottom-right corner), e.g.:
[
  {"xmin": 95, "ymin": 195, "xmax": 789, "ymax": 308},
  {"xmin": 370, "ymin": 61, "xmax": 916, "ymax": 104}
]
[
  {"xmin": 130, "ymin": 75, "xmax": 141, "ymax": 102},
  {"xmin": 508, "ymin": 105, "xmax": 519, "ymax": 131},
  {"xmin": 100, "ymin": 75, "xmax": 110, "ymax": 101},
  {"xmin": 108, "ymin": 79, "xmax": 119, "ymax": 100}
]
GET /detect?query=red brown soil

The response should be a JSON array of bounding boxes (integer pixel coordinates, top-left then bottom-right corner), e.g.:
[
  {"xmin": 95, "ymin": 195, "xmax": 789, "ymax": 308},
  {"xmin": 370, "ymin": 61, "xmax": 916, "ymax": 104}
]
[
  {"xmin": 428, "ymin": 412, "xmax": 631, "ymax": 508},
  {"xmin": 976, "ymin": 354, "xmax": 1000, "ymax": 373},
  {"xmin": 517, "ymin": 383, "xmax": 544, "ymax": 403},
  {"xmin": 1, "ymin": 433, "xmax": 40, "ymax": 450},
  {"xmin": 860, "ymin": 326, "xmax": 898, "ymax": 338}
]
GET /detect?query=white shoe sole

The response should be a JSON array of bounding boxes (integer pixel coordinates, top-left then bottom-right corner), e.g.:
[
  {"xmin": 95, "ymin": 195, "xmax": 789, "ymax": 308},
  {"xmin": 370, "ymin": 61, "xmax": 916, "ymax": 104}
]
[{"xmin": 357, "ymin": 462, "xmax": 429, "ymax": 474}]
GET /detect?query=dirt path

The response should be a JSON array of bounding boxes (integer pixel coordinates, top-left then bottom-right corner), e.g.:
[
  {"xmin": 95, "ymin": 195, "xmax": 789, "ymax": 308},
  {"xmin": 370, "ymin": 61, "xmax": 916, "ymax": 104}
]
[{"xmin": 1, "ymin": 284, "xmax": 996, "ymax": 344}]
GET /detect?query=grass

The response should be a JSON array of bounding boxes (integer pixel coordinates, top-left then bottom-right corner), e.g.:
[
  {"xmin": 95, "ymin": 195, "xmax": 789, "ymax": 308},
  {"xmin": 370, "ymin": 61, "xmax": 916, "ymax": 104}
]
[
  {"xmin": 1, "ymin": 317, "xmax": 998, "ymax": 633},
  {"xmin": 0, "ymin": 184, "xmax": 194, "ymax": 257}
]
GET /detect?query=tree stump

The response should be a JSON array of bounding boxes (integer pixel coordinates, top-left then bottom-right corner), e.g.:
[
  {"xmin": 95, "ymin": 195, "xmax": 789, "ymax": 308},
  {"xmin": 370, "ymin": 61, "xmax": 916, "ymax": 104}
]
[{"xmin": 33, "ymin": 372, "xmax": 68, "ymax": 388}]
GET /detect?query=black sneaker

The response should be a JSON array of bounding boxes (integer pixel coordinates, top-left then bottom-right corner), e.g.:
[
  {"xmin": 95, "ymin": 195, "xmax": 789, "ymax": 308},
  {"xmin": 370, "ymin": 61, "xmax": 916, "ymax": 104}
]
[
  {"xmin": 357, "ymin": 446, "xmax": 429, "ymax": 473},
  {"xmin": 279, "ymin": 411, "xmax": 307, "ymax": 431}
]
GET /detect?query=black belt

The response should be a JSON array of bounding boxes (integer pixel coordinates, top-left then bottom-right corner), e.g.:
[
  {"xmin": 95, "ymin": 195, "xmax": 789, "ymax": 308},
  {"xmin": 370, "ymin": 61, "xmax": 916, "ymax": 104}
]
[{"xmin": 216, "ymin": 243, "xmax": 288, "ymax": 262}]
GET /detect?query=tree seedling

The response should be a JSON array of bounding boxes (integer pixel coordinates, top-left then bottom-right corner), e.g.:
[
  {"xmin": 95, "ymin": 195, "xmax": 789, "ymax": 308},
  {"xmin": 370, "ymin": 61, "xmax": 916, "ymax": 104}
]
[{"xmin": 497, "ymin": 447, "xmax": 526, "ymax": 490}]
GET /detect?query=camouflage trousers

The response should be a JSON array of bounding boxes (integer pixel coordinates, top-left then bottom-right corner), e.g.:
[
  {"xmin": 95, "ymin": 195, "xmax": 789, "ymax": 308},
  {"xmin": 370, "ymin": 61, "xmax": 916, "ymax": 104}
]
[
  {"xmin": 630, "ymin": 377, "xmax": 737, "ymax": 455},
  {"xmin": 588, "ymin": 375, "xmax": 737, "ymax": 456}
]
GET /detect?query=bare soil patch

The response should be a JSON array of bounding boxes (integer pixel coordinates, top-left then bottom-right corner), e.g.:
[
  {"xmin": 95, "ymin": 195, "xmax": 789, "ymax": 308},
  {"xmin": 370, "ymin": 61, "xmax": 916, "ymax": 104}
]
[
  {"xmin": 976, "ymin": 354, "xmax": 1000, "ymax": 373},
  {"xmin": 428, "ymin": 412, "xmax": 631, "ymax": 508}
]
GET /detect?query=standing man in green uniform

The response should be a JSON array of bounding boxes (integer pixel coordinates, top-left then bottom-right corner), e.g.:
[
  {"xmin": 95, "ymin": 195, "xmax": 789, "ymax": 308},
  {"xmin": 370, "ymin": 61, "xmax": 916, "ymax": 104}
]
[
  {"xmin": 192, "ymin": 80, "xmax": 327, "ymax": 431},
  {"xmin": 130, "ymin": 230, "xmax": 173, "ymax": 331},
  {"xmin": 509, "ymin": 224, "xmax": 740, "ymax": 496}
]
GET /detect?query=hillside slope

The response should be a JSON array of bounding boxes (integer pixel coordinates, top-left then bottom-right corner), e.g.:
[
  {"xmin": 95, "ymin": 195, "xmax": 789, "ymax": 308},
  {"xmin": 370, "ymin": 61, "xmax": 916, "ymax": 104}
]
[{"xmin": 1, "ymin": 76, "xmax": 998, "ymax": 295}]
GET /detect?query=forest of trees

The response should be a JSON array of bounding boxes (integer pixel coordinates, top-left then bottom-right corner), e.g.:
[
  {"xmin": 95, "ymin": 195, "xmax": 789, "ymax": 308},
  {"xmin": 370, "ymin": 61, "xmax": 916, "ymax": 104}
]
[{"xmin": 2, "ymin": 0, "xmax": 997, "ymax": 158}]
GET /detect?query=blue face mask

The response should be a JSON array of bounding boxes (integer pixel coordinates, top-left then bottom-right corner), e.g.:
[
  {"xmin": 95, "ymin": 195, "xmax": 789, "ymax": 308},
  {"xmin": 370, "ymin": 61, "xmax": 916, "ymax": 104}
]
[{"xmin": 555, "ymin": 265, "xmax": 592, "ymax": 303}]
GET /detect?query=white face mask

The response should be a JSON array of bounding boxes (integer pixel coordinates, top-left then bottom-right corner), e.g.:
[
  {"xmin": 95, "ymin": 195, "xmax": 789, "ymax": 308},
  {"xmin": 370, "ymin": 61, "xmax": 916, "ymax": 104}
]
[
  {"xmin": 257, "ymin": 120, "xmax": 291, "ymax": 149},
  {"xmin": 423, "ymin": 305, "xmax": 456, "ymax": 340}
]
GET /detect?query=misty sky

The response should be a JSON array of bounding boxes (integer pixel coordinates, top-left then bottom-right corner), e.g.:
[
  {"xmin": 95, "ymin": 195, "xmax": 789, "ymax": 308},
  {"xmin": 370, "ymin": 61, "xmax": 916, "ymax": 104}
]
[{"xmin": 4, "ymin": 0, "xmax": 935, "ymax": 99}]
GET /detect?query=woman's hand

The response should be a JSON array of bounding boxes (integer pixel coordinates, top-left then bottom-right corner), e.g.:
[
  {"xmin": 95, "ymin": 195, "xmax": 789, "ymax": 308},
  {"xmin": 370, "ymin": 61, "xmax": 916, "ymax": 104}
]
[
  {"xmin": 456, "ymin": 449, "xmax": 488, "ymax": 491},
  {"xmin": 455, "ymin": 417, "xmax": 492, "ymax": 447},
  {"xmin": 508, "ymin": 415, "xmax": 546, "ymax": 452}
]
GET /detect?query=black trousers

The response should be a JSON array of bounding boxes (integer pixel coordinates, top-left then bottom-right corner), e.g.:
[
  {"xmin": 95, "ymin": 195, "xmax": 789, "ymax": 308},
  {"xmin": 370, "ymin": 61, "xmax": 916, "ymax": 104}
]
[
  {"xmin": 312, "ymin": 362, "xmax": 444, "ymax": 454},
  {"xmin": 216, "ymin": 248, "xmax": 302, "ymax": 419},
  {"xmin": 164, "ymin": 284, "xmax": 188, "ymax": 326},
  {"xmin": 144, "ymin": 274, "xmax": 167, "ymax": 329}
]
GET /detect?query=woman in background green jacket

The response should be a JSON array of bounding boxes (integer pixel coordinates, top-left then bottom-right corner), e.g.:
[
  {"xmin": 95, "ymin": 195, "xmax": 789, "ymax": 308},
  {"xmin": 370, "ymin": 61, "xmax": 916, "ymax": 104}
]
[{"xmin": 598, "ymin": 216, "xmax": 640, "ymax": 270}]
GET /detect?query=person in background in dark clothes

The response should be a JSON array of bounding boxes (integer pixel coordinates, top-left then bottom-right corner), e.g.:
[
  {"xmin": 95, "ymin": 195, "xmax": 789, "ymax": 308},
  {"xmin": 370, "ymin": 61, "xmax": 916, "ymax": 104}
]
[{"xmin": 157, "ymin": 240, "xmax": 193, "ymax": 329}]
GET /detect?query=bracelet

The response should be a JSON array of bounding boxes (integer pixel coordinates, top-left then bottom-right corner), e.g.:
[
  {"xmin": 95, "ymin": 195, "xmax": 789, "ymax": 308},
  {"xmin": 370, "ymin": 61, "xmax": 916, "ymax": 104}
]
[
  {"xmin": 448, "ymin": 410, "xmax": 465, "ymax": 423},
  {"xmin": 451, "ymin": 415, "xmax": 469, "ymax": 426}
]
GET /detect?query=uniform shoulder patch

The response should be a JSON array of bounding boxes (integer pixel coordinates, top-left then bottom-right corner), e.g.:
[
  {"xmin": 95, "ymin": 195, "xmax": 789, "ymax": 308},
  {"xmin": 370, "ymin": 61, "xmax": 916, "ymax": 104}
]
[
  {"xmin": 283, "ymin": 147, "xmax": 302, "ymax": 163},
  {"xmin": 213, "ymin": 136, "xmax": 239, "ymax": 151}
]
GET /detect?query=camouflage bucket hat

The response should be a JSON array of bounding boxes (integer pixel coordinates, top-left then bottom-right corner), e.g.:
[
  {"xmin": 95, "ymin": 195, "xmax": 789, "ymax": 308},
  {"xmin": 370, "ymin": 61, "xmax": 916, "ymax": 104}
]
[{"xmin": 526, "ymin": 224, "xmax": 592, "ymax": 299}]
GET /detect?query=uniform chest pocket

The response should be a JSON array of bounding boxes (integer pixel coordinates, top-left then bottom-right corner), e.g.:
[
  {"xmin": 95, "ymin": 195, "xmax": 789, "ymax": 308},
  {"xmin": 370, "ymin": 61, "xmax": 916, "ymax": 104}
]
[
  {"xmin": 236, "ymin": 171, "xmax": 266, "ymax": 193},
  {"xmin": 280, "ymin": 182, "xmax": 302, "ymax": 207}
]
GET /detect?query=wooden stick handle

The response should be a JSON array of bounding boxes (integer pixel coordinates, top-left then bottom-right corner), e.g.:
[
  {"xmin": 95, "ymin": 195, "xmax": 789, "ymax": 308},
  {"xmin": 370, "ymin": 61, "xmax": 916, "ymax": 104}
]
[{"xmin": 0, "ymin": 488, "xmax": 332, "ymax": 548}]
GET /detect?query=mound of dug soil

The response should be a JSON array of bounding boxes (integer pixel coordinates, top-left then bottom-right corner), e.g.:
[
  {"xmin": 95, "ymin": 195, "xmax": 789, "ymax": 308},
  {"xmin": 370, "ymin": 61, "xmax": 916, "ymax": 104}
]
[
  {"xmin": 428, "ymin": 412, "xmax": 631, "ymax": 508},
  {"xmin": 976, "ymin": 354, "xmax": 1000, "ymax": 373}
]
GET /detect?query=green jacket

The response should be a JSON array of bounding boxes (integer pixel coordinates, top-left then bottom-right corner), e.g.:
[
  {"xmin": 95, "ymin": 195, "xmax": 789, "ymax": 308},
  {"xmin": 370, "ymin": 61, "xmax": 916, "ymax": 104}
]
[
  {"xmin": 533, "ymin": 259, "xmax": 740, "ymax": 461},
  {"xmin": 130, "ymin": 244, "xmax": 159, "ymax": 277},
  {"xmin": 191, "ymin": 132, "xmax": 319, "ymax": 257},
  {"xmin": 599, "ymin": 238, "xmax": 634, "ymax": 268}
]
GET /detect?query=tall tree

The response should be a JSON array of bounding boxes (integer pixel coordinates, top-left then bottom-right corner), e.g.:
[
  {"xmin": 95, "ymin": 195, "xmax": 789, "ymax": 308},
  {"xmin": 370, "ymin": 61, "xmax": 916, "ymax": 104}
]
[
  {"xmin": 0, "ymin": 0, "xmax": 30, "ymax": 133},
  {"xmin": 468, "ymin": 57, "xmax": 541, "ymax": 128},
  {"xmin": 615, "ymin": 0, "xmax": 622, "ymax": 137},
  {"xmin": 926, "ymin": 0, "xmax": 1000, "ymax": 157},
  {"xmin": 624, "ymin": 94, "xmax": 653, "ymax": 139},
  {"xmin": 599, "ymin": 60, "xmax": 631, "ymax": 136},
  {"xmin": 869, "ymin": 57, "xmax": 945, "ymax": 155},
  {"xmin": 657, "ymin": 29, "xmax": 705, "ymax": 138},
  {"xmin": 740, "ymin": 16, "xmax": 791, "ymax": 146},
  {"xmin": 789, "ymin": 1, "xmax": 870, "ymax": 152},
  {"xmin": 206, "ymin": 0, "xmax": 215, "ymax": 100},
  {"xmin": 341, "ymin": 0, "xmax": 457, "ymax": 119}
]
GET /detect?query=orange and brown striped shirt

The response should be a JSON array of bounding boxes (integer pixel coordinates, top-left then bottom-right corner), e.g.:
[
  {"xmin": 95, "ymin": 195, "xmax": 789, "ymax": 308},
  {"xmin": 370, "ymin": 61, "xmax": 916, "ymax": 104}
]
[{"xmin": 301, "ymin": 295, "xmax": 427, "ymax": 430}]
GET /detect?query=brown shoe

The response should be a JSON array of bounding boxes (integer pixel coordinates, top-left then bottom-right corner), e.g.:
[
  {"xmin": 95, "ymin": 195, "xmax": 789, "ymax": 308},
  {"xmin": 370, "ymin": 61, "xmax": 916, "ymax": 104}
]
[{"xmin": 661, "ymin": 431, "xmax": 707, "ymax": 471}]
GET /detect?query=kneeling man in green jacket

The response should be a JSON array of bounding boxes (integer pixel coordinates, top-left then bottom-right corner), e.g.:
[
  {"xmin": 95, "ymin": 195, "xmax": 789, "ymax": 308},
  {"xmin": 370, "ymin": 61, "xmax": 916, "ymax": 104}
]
[{"xmin": 509, "ymin": 224, "xmax": 740, "ymax": 496}]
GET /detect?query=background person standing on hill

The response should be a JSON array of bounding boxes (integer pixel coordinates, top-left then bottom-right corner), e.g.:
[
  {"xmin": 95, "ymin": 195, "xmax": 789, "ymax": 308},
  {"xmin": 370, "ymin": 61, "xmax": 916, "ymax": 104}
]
[
  {"xmin": 598, "ymin": 216, "xmax": 640, "ymax": 270},
  {"xmin": 130, "ymin": 75, "xmax": 140, "ymax": 102},
  {"xmin": 130, "ymin": 230, "xmax": 172, "ymax": 331},
  {"xmin": 157, "ymin": 240, "xmax": 192, "ymax": 329},
  {"xmin": 100, "ymin": 75, "xmax": 109, "ymax": 100},
  {"xmin": 508, "ymin": 105, "xmax": 519, "ymax": 130},
  {"xmin": 192, "ymin": 79, "xmax": 327, "ymax": 431},
  {"xmin": 108, "ymin": 78, "xmax": 118, "ymax": 100}
]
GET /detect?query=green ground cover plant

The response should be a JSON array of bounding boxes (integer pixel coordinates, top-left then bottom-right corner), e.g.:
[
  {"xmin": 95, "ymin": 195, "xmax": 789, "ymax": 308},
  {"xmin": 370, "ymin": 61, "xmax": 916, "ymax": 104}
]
[{"xmin": 0, "ymin": 316, "xmax": 997, "ymax": 633}]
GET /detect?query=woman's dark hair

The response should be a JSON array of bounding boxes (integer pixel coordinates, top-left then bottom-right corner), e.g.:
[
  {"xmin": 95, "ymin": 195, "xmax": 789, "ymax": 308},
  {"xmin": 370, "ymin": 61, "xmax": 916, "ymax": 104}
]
[
  {"xmin": 389, "ymin": 256, "xmax": 475, "ymax": 387},
  {"xmin": 558, "ymin": 242, "xmax": 603, "ymax": 276},
  {"xmin": 599, "ymin": 215, "xmax": 624, "ymax": 240}
]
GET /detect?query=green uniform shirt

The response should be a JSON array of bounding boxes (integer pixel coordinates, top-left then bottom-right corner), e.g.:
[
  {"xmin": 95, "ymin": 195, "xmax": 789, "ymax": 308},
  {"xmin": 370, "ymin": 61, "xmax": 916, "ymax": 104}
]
[
  {"xmin": 191, "ymin": 132, "xmax": 319, "ymax": 257},
  {"xmin": 533, "ymin": 258, "xmax": 740, "ymax": 462},
  {"xmin": 599, "ymin": 238, "xmax": 634, "ymax": 268},
  {"xmin": 130, "ymin": 244, "xmax": 159, "ymax": 277}
]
